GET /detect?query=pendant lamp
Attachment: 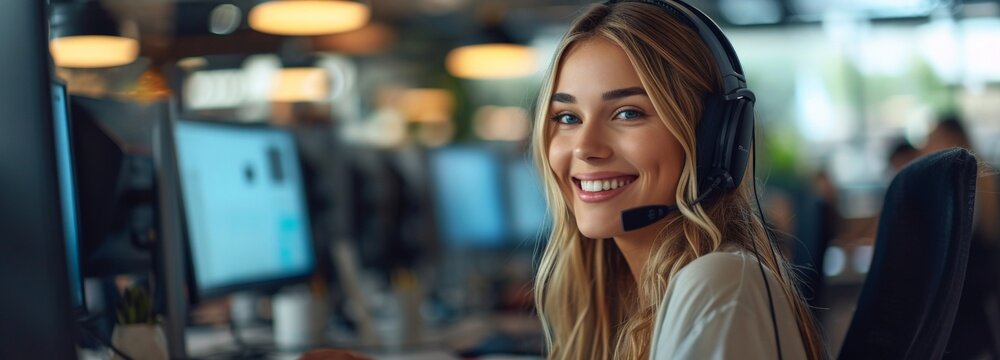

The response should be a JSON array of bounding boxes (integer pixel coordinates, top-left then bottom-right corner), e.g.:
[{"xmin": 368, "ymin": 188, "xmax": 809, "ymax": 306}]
[
  {"xmin": 446, "ymin": 7, "xmax": 537, "ymax": 80},
  {"xmin": 249, "ymin": 0, "xmax": 370, "ymax": 36},
  {"xmin": 49, "ymin": 1, "xmax": 139, "ymax": 68}
]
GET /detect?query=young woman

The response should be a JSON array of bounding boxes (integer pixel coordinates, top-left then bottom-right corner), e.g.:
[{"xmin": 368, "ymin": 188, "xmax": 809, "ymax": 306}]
[{"xmin": 531, "ymin": 1, "xmax": 825, "ymax": 358}]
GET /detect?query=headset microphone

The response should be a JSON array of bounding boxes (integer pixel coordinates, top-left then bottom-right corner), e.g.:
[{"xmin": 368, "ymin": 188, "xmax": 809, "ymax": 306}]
[{"xmin": 620, "ymin": 178, "xmax": 721, "ymax": 231}]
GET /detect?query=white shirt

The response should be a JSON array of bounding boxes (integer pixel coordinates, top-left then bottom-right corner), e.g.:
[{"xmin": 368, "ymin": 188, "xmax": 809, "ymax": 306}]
[{"xmin": 649, "ymin": 245, "xmax": 808, "ymax": 359}]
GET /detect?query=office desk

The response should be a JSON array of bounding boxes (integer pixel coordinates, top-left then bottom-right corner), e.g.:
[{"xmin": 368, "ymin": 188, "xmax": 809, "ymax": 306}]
[{"xmin": 78, "ymin": 313, "xmax": 543, "ymax": 359}]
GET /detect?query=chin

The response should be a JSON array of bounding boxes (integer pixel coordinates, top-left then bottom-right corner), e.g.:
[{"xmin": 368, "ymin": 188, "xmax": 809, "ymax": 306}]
[{"xmin": 575, "ymin": 213, "xmax": 621, "ymax": 240}]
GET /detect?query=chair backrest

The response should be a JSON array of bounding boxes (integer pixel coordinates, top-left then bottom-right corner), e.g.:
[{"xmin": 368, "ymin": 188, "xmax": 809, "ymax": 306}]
[{"xmin": 838, "ymin": 148, "xmax": 978, "ymax": 359}]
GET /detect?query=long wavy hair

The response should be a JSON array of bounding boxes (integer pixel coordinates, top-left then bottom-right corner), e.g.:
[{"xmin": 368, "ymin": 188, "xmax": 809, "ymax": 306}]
[{"xmin": 531, "ymin": 3, "xmax": 825, "ymax": 359}]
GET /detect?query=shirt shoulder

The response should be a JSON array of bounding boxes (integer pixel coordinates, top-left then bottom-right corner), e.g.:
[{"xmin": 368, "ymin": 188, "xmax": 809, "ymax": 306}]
[
  {"xmin": 649, "ymin": 246, "xmax": 808, "ymax": 359},
  {"xmin": 668, "ymin": 247, "xmax": 767, "ymax": 310}
]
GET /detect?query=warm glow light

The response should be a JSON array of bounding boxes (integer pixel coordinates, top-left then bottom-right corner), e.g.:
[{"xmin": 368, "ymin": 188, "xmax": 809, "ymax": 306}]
[
  {"xmin": 49, "ymin": 35, "xmax": 138, "ymax": 68},
  {"xmin": 398, "ymin": 88, "xmax": 454, "ymax": 123},
  {"xmin": 271, "ymin": 67, "xmax": 329, "ymax": 102},
  {"xmin": 249, "ymin": 0, "xmax": 370, "ymax": 36},
  {"xmin": 446, "ymin": 44, "xmax": 538, "ymax": 79},
  {"xmin": 417, "ymin": 122, "xmax": 455, "ymax": 147},
  {"xmin": 474, "ymin": 106, "xmax": 531, "ymax": 141}
]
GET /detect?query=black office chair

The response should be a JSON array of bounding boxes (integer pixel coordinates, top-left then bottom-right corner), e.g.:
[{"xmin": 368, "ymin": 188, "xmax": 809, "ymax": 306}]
[{"xmin": 838, "ymin": 148, "xmax": 978, "ymax": 359}]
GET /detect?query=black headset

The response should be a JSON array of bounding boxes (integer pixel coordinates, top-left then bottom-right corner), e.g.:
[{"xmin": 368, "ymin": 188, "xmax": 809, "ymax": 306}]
[
  {"xmin": 610, "ymin": 0, "xmax": 754, "ymax": 204},
  {"xmin": 604, "ymin": 1, "xmax": 787, "ymax": 359},
  {"xmin": 611, "ymin": 0, "xmax": 756, "ymax": 231}
]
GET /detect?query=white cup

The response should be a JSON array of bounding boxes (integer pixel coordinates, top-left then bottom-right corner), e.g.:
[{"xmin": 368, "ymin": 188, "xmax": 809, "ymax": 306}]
[{"xmin": 272, "ymin": 289, "xmax": 327, "ymax": 350}]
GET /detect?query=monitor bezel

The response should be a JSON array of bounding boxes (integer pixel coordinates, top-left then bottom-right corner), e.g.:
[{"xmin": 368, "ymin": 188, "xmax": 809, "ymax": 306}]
[{"xmin": 52, "ymin": 81, "xmax": 89, "ymax": 317}]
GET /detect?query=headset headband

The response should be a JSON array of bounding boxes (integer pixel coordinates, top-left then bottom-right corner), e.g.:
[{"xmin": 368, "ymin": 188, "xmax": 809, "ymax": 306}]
[{"xmin": 604, "ymin": 0, "xmax": 747, "ymax": 97}]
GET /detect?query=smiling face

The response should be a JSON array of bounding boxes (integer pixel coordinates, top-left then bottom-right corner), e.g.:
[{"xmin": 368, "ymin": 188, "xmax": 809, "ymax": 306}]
[{"xmin": 547, "ymin": 36, "xmax": 685, "ymax": 239}]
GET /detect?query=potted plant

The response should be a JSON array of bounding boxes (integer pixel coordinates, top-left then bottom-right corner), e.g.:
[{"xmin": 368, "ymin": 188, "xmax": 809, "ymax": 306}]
[{"xmin": 111, "ymin": 286, "xmax": 167, "ymax": 360}]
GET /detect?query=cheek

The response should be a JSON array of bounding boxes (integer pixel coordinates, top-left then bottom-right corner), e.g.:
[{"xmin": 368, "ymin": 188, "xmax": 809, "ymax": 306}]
[
  {"xmin": 547, "ymin": 137, "xmax": 574, "ymax": 196},
  {"xmin": 548, "ymin": 134, "xmax": 574, "ymax": 174},
  {"xmin": 625, "ymin": 131, "xmax": 685, "ymax": 196}
]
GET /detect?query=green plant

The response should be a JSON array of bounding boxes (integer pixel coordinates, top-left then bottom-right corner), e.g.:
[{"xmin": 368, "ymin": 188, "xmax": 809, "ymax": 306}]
[{"xmin": 116, "ymin": 286, "xmax": 157, "ymax": 325}]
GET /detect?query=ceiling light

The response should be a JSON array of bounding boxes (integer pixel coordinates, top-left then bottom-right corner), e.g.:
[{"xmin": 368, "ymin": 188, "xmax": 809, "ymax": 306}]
[
  {"xmin": 48, "ymin": 2, "xmax": 139, "ymax": 68},
  {"xmin": 271, "ymin": 67, "xmax": 329, "ymax": 102},
  {"xmin": 49, "ymin": 36, "xmax": 139, "ymax": 69},
  {"xmin": 249, "ymin": 0, "xmax": 370, "ymax": 36},
  {"xmin": 446, "ymin": 44, "xmax": 537, "ymax": 79},
  {"xmin": 445, "ymin": 6, "xmax": 538, "ymax": 79}
]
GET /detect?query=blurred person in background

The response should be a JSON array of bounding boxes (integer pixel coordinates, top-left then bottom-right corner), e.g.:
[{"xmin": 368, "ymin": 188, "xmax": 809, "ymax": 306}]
[
  {"xmin": 530, "ymin": 1, "xmax": 824, "ymax": 358},
  {"xmin": 924, "ymin": 116, "xmax": 1000, "ymax": 359},
  {"xmin": 887, "ymin": 139, "xmax": 920, "ymax": 176},
  {"xmin": 924, "ymin": 116, "xmax": 1000, "ymax": 245}
]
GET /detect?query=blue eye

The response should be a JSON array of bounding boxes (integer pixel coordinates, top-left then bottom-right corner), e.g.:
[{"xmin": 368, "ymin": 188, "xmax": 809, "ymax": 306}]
[
  {"xmin": 614, "ymin": 109, "xmax": 644, "ymax": 121},
  {"xmin": 552, "ymin": 113, "xmax": 581, "ymax": 125}
]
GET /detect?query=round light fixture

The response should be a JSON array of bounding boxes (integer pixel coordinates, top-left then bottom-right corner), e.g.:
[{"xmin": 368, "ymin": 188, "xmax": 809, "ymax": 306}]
[
  {"xmin": 249, "ymin": 0, "xmax": 370, "ymax": 36},
  {"xmin": 49, "ymin": 35, "xmax": 139, "ymax": 69},
  {"xmin": 446, "ymin": 43, "xmax": 537, "ymax": 80},
  {"xmin": 48, "ymin": 2, "xmax": 139, "ymax": 68}
]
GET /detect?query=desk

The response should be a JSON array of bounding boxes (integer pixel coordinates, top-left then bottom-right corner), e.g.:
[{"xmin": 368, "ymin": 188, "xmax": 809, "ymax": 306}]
[
  {"xmin": 179, "ymin": 314, "xmax": 544, "ymax": 360},
  {"xmin": 76, "ymin": 312, "xmax": 543, "ymax": 359}
]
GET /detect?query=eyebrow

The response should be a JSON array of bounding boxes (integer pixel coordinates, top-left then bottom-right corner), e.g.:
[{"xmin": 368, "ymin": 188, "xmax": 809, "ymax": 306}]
[
  {"xmin": 602, "ymin": 87, "xmax": 647, "ymax": 100},
  {"xmin": 552, "ymin": 93, "xmax": 576, "ymax": 103},
  {"xmin": 550, "ymin": 86, "xmax": 647, "ymax": 104}
]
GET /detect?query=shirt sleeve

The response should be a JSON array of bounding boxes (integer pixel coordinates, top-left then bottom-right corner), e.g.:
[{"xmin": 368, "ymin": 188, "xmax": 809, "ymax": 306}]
[{"xmin": 649, "ymin": 251, "xmax": 806, "ymax": 360}]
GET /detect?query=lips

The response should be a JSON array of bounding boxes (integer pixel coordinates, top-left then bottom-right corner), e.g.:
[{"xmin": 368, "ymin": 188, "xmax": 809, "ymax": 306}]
[{"xmin": 571, "ymin": 173, "xmax": 638, "ymax": 203}]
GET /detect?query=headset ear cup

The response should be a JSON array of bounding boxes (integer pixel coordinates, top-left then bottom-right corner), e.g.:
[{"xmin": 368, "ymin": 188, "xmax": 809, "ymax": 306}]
[
  {"xmin": 695, "ymin": 94, "xmax": 725, "ymax": 190},
  {"xmin": 726, "ymin": 97, "xmax": 755, "ymax": 190}
]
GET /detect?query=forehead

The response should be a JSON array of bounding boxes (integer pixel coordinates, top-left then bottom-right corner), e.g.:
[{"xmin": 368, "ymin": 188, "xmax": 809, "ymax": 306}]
[{"xmin": 554, "ymin": 37, "xmax": 644, "ymax": 96}]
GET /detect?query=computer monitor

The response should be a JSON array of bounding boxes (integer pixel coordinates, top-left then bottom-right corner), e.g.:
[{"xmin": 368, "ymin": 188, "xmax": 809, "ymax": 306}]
[
  {"xmin": 428, "ymin": 145, "xmax": 508, "ymax": 248},
  {"xmin": 53, "ymin": 81, "xmax": 86, "ymax": 314},
  {"xmin": 70, "ymin": 96, "xmax": 162, "ymax": 277},
  {"xmin": 0, "ymin": 1, "xmax": 78, "ymax": 357},
  {"xmin": 506, "ymin": 157, "xmax": 549, "ymax": 246},
  {"xmin": 173, "ymin": 120, "xmax": 315, "ymax": 301}
]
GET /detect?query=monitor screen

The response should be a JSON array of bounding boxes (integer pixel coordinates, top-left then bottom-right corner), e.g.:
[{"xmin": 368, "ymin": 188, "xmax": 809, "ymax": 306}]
[
  {"xmin": 429, "ymin": 146, "xmax": 507, "ymax": 248},
  {"xmin": 507, "ymin": 158, "xmax": 549, "ymax": 245},
  {"xmin": 174, "ymin": 121, "xmax": 314, "ymax": 297},
  {"xmin": 52, "ymin": 82, "xmax": 85, "ymax": 311}
]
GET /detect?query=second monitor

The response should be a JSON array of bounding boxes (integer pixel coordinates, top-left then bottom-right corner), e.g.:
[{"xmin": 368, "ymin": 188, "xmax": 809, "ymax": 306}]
[{"xmin": 173, "ymin": 120, "xmax": 315, "ymax": 301}]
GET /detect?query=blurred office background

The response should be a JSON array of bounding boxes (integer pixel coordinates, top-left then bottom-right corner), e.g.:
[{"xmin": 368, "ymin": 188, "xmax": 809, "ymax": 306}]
[{"xmin": 7, "ymin": 0, "xmax": 1000, "ymax": 358}]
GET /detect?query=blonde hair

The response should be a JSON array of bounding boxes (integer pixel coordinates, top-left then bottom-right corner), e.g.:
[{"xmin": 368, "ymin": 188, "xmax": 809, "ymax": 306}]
[{"xmin": 531, "ymin": 3, "xmax": 825, "ymax": 359}]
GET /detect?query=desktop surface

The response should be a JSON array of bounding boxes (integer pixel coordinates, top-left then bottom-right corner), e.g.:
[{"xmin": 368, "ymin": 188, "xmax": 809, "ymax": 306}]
[{"xmin": 175, "ymin": 312, "xmax": 543, "ymax": 360}]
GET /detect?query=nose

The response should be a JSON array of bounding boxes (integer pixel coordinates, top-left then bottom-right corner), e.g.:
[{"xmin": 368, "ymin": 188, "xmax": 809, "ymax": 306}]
[{"xmin": 573, "ymin": 122, "xmax": 612, "ymax": 161}]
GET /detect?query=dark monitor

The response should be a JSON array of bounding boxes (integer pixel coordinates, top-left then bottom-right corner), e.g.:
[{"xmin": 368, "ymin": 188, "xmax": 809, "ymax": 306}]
[
  {"xmin": 173, "ymin": 120, "xmax": 316, "ymax": 301},
  {"xmin": 0, "ymin": 0, "xmax": 78, "ymax": 357},
  {"xmin": 70, "ymin": 96, "xmax": 159, "ymax": 277},
  {"xmin": 53, "ymin": 82, "xmax": 86, "ymax": 314},
  {"xmin": 506, "ymin": 157, "xmax": 549, "ymax": 246},
  {"xmin": 429, "ymin": 145, "xmax": 508, "ymax": 248}
]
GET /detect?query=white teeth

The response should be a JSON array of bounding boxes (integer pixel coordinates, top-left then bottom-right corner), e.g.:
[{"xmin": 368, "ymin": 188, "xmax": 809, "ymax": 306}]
[{"xmin": 580, "ymin": 178, "xmax": 632, "ymax": 192}]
